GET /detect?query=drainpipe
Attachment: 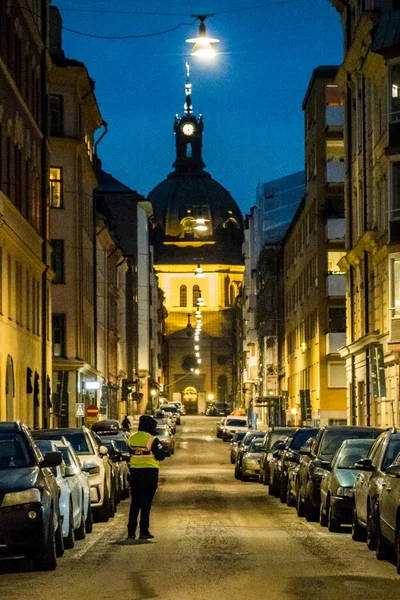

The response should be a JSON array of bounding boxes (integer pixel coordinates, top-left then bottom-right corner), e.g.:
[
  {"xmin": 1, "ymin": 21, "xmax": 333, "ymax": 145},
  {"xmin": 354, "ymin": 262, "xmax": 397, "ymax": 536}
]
[{"xmin": 40, "ymin": 0, "xmax": 49, "ymax": 428}]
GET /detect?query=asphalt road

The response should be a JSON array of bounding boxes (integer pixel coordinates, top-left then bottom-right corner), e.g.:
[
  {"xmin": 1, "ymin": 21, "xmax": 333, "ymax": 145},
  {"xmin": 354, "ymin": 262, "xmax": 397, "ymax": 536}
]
[{"xmin": 1, "ymin": 416, "xmax": 400, "ymax": 599}]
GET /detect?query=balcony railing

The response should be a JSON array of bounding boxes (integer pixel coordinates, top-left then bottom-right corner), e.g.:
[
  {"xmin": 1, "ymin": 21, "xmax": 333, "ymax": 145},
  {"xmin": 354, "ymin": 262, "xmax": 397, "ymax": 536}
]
[
  {"xmin": 326, "ymin": 218, "xmax": 345, "ymax": 240},
  {"xmin": 326, "ymin": 273, "xmax": 346, "ymax": 297},
  {"xmin": 327, "ymin": 161, "xmax": 345, "ymax": 183},
  {"xmin": 326, "ymin": 105, "xmax": 344, "ymax": 127},
  {"xmin": 326, "ymin": 332, "xmax": 346, "ymax": 354}
]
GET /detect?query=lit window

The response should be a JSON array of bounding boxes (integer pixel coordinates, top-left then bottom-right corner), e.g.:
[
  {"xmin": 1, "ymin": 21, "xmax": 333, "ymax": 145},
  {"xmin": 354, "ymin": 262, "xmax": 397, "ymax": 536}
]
[
  {"xmin": 50, "ymin": 167, "xmax": 63, "ymax": 208},
  {"xmin": 327, "ymin": 251, "xmax": 346, "ymax": 274},
  {"xmin": 180, "ymin": 285, "xmax": 187, "ymax": 307},
  {"xmin": 193, "ymin": 285, "xmax": 200, "ymax": 307},
  {"xmin": 390, "ymin": 65, "xmax": 400, "ymax": 122}
]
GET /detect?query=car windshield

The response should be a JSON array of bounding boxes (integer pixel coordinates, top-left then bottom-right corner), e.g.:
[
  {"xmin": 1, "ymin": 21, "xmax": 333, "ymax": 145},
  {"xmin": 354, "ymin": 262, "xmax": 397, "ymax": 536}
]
[
  {"xmin": 290, "ymin": 429, "xmax": 318, "ymax": 450},
  {"xmin": 162, "ymin": 406, "xmax": 177, "ymax": 413},
  {"xmin": 268, "ymin": 430, "xmax": 294, "ymax": 450},
  {"xmin": 383, "ymin": 438, "xmax": 400, "ymax": 471},
  {"xmin": 58, "ymin": 445, "xmax": 73, "ymax": 467},
  {"xmin": 320, "ymin": 430, "xmax": 380, "ymax": 457},
  {"xmin": 233, "ymin": 432, "xmax": 246, "ymax": 443},
  {"xmin": 226, "ymin": 419, "xmax": 247, "ymax": 427},
  {"xmin": 335, "ymin": 440, "xmax": 374, "ymax": 469},
  {"xmin": 0, "ymin": 434, "xmax": 34, "ymax": 469},
  {"xmin": 248, "ymin": 439, "xmax": 263, "ymax": 452},
  {"xmin": 155, "ymin": 428, "xmax": 168, "ymax": 436},
  {"xmin": 61, "ymin": 432, "xmax": 93, "ymax": 455}
]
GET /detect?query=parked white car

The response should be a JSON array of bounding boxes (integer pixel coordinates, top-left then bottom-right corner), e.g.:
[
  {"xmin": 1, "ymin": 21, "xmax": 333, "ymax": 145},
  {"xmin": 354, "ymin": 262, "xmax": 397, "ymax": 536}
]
[
  {"xmin": 222, "ymin": 416, "xmax": 249, "ymax": 442},
  {"xmin": 54, "ymin": 439, "xmax": 92, "ymax": 534}
]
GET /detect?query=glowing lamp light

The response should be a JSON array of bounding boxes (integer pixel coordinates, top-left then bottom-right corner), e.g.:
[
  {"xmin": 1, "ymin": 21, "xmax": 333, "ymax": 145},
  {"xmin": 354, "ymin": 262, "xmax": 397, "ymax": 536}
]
[
  {"xmin": 85, "ymin": 381, "xmax": 100, "ymax": 390},
  {"xmin": 195, "ymin": 345, "xmax": 199, "ymax": 350},
  {"xmin": 291, "ymin": 407, "xmax": 298, "ymax": 415},
  {"xmin": 197, "ymin": 359, "xmax": 201, "ymax": 364},
  {"xmin": 194, "ymin": 369, "xmax": 200, "ymax": 375},
  {"xmin": 194, "ymin": 224, "xmax": 208, "ymax": 232},
  {"xmin": 151, "ymin": 389, "xmax": 157, "ymax": 397},
  {"xmin": 196, "ymin": 352, "xmax": 200, "ymax": 358},
  {"xmin": 197, "ymin": 297, "xmax": 205, "ymax": 307},
  {"xmin": 208, "ymin": 393, "xmax": 214, "ymax": 401},
  {"xmin": 186, "ymin": 18, "xmax": 219, "ymax": 60}
]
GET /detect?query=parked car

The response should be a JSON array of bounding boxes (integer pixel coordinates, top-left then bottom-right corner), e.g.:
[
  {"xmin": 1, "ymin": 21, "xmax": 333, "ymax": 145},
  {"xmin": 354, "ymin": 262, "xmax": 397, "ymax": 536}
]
[
  {"xmin": 155, "ymin": 426, "xmax": 175, "ymax": 456},
  {"xmin": 259, "ymin": 427, "xmax": 297, "ymax": 485},
  {"xmin": 170, "ymin": 401, "xmax": 186, "ymax": 415},
  {"xmin": 0, "ymin": 422, "xmax": 63, "ymax": 570},
  {"xmin": 319, "ymin": 438, "xmax": 375, "ymax": 531},
  {"xmin": 154, "ymin": 411, "xmax": 176, "ymax": 434},
  {"xmin": 234, "ymin": 431, "xmax": 266, "ymax": 479},
  {"xmin": 216, "ymin": 417, "xmax": 227, "ymax": 438},
  {"xmin": 352, "ymin": 429, "xmax": 400, "ymax": 549},
  {"xmin": 161, "ymin": 403, "xmax": 181, "ymax": 425},
  {"xmin": 206, "ymin": 403, "xmax": 230, "ymax": 416},
  {"xmin": 297, "ymin": 426, "xmax": 383, "ymax": 522},
  {"xmin": 222, "ymin": 416, "xmax": 249, "ymax": 442},
  {"xmin": 100, "ymin": 438, "xmax": 130, "ymax": 501},
  {"xmin": 55, "ymin": 438, "xmax": 93, "ymax": 533},
  {"xmin": 270, "ymin": 428, "xmax": 319, "ymax": 500},
  {"xmin": 230, "ymin": 431, "xmax": 247, "ymax": 464},
  {"xmin": 33, "ymin": 427, "xmax": 115, "ymax": 522},
  {"xmin": 286, "ymin": 461, "xmax": 301, "ymax": 507},
  {"xmin": 241, "ymin": 437, "xmax": 265, "ymax": 481},
  {"xmin": 92, "ymin": 419, "xmax": 122, "ymax": 435},
  {"xmin": 375, "ymin": 451, "xmax": 400, "ymax": 572}
]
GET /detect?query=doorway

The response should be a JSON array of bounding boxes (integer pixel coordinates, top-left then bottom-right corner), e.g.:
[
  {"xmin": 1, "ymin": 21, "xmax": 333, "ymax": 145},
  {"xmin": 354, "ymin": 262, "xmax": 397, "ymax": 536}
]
[{"xmin": 183, "ymin": 386, "xmax": 198, "ymax": 415}]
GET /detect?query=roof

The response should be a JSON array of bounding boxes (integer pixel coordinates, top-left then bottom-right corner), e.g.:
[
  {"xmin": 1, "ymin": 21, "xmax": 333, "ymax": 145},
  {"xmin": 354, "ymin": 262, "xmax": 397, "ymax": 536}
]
[
  {"xmin": 302, "ymin": 65, "xmax": 339, "ymax": 109},
  {"xmin": 371, "ymin": 10, "xmax": 400, "ymax": 56}
]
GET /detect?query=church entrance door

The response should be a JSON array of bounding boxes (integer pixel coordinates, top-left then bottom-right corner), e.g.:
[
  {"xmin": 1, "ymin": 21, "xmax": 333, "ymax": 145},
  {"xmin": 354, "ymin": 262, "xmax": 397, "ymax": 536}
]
[{"xmin": 182, "ymin": 386, "xmax": 198, "ymax": 415}]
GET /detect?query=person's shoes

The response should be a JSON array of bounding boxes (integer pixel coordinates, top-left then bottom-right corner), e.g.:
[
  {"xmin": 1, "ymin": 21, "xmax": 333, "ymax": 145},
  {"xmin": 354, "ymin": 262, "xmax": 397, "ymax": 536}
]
[
  {"xmin": 127, "ymin": 531, "xmax": 136, "ymax": 539},
  {"xmin": 139, "ymin": 532, "xmax": 154, "ymax": 539}
]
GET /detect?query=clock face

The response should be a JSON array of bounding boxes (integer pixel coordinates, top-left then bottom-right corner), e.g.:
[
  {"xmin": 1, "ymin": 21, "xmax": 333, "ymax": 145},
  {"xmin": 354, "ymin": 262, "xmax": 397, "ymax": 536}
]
[{"xmin": 182, "ymin": 123, "xmax": 195, "ymax": 136}]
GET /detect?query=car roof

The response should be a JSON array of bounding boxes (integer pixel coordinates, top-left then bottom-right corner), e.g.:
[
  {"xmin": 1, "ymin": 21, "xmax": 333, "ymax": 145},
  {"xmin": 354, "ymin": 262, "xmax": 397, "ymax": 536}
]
[
  {"xmin": 32, "ymin": 427, "xmax": 89, "ymax": 436},
  {"xmin": 320, "ymin": 426, "xmax": 384, "ymax": 432},
  {"xmin": 340, "ymin": 438, "xmax": 376, "ymax": 446},
  {"xmin": 0, "ymin": 421, "xmax": 24, "ymax": 433}
]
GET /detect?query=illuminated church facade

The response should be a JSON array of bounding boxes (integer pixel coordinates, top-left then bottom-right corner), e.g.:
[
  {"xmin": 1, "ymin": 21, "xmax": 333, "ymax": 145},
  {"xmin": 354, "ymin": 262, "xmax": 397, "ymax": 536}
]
[{"xmin": 149, "ymin": 68, "xmax": 244, "ymax": 414}]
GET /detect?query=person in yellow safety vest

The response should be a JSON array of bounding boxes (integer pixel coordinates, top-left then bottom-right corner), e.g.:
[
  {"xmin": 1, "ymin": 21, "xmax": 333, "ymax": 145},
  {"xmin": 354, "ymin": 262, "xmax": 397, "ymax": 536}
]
[{"xmin": 127, "ymin": 415, "xmax": 165, "ymax": 540}]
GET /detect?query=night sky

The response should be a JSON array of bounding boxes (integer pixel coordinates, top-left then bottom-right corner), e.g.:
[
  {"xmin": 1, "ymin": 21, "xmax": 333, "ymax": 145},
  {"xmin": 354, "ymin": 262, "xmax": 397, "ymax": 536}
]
[{"xmin": 56, "ymin": 0, "xmax": 343, "ymax": 214}]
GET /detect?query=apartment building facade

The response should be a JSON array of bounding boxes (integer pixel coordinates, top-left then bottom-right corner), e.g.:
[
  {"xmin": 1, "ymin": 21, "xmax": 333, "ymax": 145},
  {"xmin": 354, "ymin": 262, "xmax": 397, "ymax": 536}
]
[
  {"xmin": 282, "ymin": 67, "xmax": 347, "ymax": 426},
  {"xmin": 331, "ymin": 0, "xmax": 400, "ymax": 427},
  {"xmin": 0, "ymin": 0, "xmax": 52, "ymax": 427}
]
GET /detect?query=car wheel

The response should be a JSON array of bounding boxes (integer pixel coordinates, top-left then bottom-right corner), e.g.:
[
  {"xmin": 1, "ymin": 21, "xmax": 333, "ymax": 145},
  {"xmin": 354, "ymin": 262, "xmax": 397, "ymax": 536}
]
[
  {"xmin": 351, "ymin": 506, "xmax": 365, "ymax": 542},
  {"xmin": 241, "ymin": 473, "xmax": 249, "ymax": 482},
  {"xmin": 64, "ymin": 501, "xmax": 75, "ymax": 549},
  {"xmin": 234, "ymin": 466, "xmax": 241, "ymax": 480},
  {"xmin": 259, "ymin": 472, "xmax": 264, "ymax": 484},
  {"xmin": 304, "ymin": 496, "xmax": 317, "ymax": 522},
  {"xmin": 98, "ymin": 485, "xmax": 111, "ymax": 523},
  {"xmin": 171, "ymin": 446, "xmax": 175, "ymax": 455},
  {"xmin": 55, "ymin": 513, "xmax": 64, "ymax": 558},
  {"xmin": 231, "ymin": 456, "xmax": 235, "ymax": 465},
  {"xmin": 32, "ymin": 511, "xmax": 57, "ymax": 571},
  {"xmin": 75, "ymin": 510, "xmax": 86, "ymax": 541},
  {"xmin": 319, "ymin": 502, "xmax": 328, "ymax": 527},
  {"xmin": 327, "ymin": 505, "xmax": 340, "ymax": 532},
  {"xmin": 296, "ymin": 489, "xmax": 304, "ymax": 517},
  {"xmin": 286, "ymin": 484, "xmax": 295, "ymax": 507},
  {"xmin": 85, "ymin": 503, "xmax": 93, "ymax": 534},
  {"xmin": 395, "ymin": 519, "xmax": 400, "ymax": 575},
  {"xmin": 366, "ymin": 506, "xmax": 376, "ymax": 550},
  {"xmin": 375, "ymin": 516, "xmax": 387, "ymax": 561},
  {"xmin": 110, "ymin": 488, "xmax": 116, "ymax": 517},
  {"xmin": 268, "ymin": 481, "xmax": 277, "ymax": 497}
]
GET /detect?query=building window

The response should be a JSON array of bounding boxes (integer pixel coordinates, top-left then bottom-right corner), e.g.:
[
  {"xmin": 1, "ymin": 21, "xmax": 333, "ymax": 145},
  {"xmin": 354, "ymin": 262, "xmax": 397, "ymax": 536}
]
[
  {"xmin": 52, "ymin": 314, "xmax": 66, "ymax": 357},
  {"xmin": 391, "ymin": 162, "xmax": 400, "ymax": 221},
  {"xmin": 48, "ymin": 94, "xmax": 63, "ymax": 136},
  {"xmin": 51, "ymin": 239, "xmax": 65, "ymax": 284},
  {"xmin": 327, "ymin": 362, "xmax": 346, "ymax": 388},
  {"xmin": 192, "ymin": 285, "xmax": 200, "ymax": 307},
  {"xmin": 390, "ymin": 64, "xmax": 400, "ymax": 123},
  {"xmin": 50, "ymin": 167, "xmax": 63, "ymax": 208},
  {"xmin": 179, "ymin": 285, "xmax": 187, "ymax": 307},
  {"xmin": 327, "ymin": 251, "xmax": 346, "ymax": 274},
  {"xmin": 328, "ymin": 307, "xmax": 346, "ymax": 332}
]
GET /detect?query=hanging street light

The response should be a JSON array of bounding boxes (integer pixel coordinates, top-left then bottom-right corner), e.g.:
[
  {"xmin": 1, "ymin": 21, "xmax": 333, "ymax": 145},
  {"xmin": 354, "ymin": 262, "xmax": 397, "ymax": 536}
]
[{"xmin": 186, "ymin": 15, "xmax": 220, "ymax": 59}]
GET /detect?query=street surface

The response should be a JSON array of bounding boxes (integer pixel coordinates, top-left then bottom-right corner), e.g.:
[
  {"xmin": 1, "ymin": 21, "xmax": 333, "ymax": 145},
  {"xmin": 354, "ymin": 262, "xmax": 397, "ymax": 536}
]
[{"xmin": 1, "ymin": 417, "xmax": 400, "ymax": 599}]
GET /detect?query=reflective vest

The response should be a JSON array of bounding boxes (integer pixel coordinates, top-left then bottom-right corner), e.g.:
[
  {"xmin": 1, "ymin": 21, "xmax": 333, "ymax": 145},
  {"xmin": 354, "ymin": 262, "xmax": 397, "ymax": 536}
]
[{"xmin": 129, "ymin": 431, "xmax": 159, "ymax": 469}]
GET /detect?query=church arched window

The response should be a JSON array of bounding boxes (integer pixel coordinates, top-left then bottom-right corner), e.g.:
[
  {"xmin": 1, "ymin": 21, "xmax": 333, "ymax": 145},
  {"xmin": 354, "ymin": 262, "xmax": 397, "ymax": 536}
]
[
  {"xmin": 180, "ymin": 285, "xmax": 187, "ymax": 307},
  {"xmin": 192, "ymin": 285, "xmax": 200, "ymax": 307}
]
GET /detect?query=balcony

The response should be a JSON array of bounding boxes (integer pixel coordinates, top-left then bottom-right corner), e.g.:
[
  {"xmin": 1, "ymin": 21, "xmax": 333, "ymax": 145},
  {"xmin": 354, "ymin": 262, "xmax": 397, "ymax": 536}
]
[
  {"xmin": 327, "ymin": 161, "xmax": 345, "ymax": 183},
  {"xmin": 326, "ymin": 273, "xmax": 346, "ymax": 297},
  {"xmin": 391, "ymin": 317, "xmax": 400, "ymax": 342},
  {"xmin": 326, "ymin": 332, "xmax": 346, "ymax": 354},
  {"xmin": 326, "ymin": 218, "xmax": 345, "ymax": 240},
  {"xmin": 326, "ymin": 105, "xmax": 344, "ymax": 128}
]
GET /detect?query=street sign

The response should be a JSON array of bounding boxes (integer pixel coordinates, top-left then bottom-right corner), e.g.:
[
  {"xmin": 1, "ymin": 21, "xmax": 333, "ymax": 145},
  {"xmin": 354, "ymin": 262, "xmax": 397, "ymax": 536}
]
[
  {"xmin": 86, "ymin": 404, "xmax": 99, "ymax": 421},
  {"xmin": 76, "ymin": 403, "xmax": 85, "ymax": 418}
]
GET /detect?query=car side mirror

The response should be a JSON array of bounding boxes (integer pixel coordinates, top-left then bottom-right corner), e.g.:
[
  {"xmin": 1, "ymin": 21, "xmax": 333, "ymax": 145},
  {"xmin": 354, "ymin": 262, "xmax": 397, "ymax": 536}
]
[
  {"xmin": 41, "ymin": 451, "xmax": 62, "ymax": 468},
  {"xmin": 113, "ymin": 449, "xmax": 122, "ymax": 462},
  {"xmin": 272, "ymin": 450, "xmax": 280, "ymax": 459},
  {"xmin": 300, "ymin": 445, "xmax": 312, "ymax": 456},
  {"xmin": 385, "ymin": 465, "xmax": 400, "ymax": 478},
  {"xmin": 99, "ymin": 445, "xmax": 108, "ymax": 457},
  {"xmin": 321, "ymin": 460, "xmax": 331, "ymax": 471},
  {"xmin": 354, "ymin": 458, "xmax": 374, "ymax": 472}
]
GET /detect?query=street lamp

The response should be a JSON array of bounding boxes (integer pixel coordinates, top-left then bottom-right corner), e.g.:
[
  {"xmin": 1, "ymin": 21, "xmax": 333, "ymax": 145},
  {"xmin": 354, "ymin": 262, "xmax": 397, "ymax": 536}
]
[{"xmin": 186, "ymin": 15, "xmax": 220, "ymax": 59}]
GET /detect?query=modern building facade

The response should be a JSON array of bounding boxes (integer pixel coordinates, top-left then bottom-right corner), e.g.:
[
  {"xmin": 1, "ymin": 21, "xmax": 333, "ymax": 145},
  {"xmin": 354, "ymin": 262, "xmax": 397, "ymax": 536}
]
[
  {"xmin": 282, "ymin": 67, "xmax": 347, "ymax": 427},
  {"xmin": 331, "ymin": 0, "xmax": 400, "ymax": 427},
  {"xmin": 149, "ymin": 75, "xmax": 245, "ymax": 414},
  {"xmin": 0, "ymin": 0, "xmax": 52, "ymax": 427}
]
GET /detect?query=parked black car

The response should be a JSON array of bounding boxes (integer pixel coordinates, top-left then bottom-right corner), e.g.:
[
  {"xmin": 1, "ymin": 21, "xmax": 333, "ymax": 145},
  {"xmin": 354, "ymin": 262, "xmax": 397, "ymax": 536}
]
[
  {"xmin": 0, "ymin": 422, "xmax": 63, "ymax": 570},
  {"xmin": 259, "ymin": 427, "xmax": 297, "ymax": 485},
  {"xmin": 206, "ymin": 403, "xmax": 230, "ymax": 416},
  {"xmin": 375, "ymin": 450, "xmax": 400, "ymax": 572},
  {"xmin": 352, "ymin": 429, "xmax": 400, "ymax": 549},
  {"xmin": 296, "ymin": 426, "xmax": 383, "ymax": 522},
  {"xmin": 270, "ymin": 428, "xmax": 319, "ymax": 502},
  {"xmin": 230, "ymin": 431, "xmax": 247, "ymax": 464}
]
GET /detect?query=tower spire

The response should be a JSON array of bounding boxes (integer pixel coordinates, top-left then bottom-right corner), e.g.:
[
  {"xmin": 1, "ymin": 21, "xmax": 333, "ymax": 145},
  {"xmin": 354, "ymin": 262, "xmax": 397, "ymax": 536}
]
[{"xmin": 184, "ymin": 61, "xmax": 192, "ymax": 115}]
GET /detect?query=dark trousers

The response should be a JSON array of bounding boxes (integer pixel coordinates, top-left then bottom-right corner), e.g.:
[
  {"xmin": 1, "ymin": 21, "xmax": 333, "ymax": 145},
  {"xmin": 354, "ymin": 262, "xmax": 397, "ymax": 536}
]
[{"xmin": 128, "ymin": 468, "xmax": 159, "ymax": 535}]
